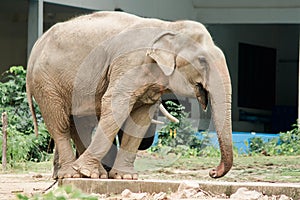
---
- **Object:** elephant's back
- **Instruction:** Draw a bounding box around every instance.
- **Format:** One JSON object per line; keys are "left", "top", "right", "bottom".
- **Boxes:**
{"left": 26, "top": 11, "right": 168, "bottom": 96}
{"left": 46, "top": 11, "right": 168, "bottom": 51}
{"left": 27, "top": 12, "right": 134, "bottom": 84}
{"left": 28, "top": 11, "right": 164, "bottom": 71}
{"left": 51, "top": 11, "right": 142, "bottom": 46}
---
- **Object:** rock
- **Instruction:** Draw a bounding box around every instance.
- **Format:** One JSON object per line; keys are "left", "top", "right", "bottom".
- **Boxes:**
{"left": 153, "top": 192, "right": 168, "bottom": 200}
{"left": 121, "top": 189, "right": 132, "bottom": 198}
{"left": 230, "top": 187, "right": 263, "bottom": 200}
{"left": 278, "top": 194, "right": 291, "bottom": 200}
{"left": 192, "top": 191, "right": 206, "bottom": 198}
{"left": 131, "top": 192, "right": 148, "bottom": 200}
{"left": 121, "top": 189, "right": 148, "bottom": 200}
{"left": 170, "top": 181, "right": 200, "bottom": 199}
{"left": 258, "top": 195, "right": 269, "bottom": 200}
{"left": 181, "top": 188, "right": 198, "bottom": 198}
{"left": 177, "top": 181, "right": 200, "bottom": 192}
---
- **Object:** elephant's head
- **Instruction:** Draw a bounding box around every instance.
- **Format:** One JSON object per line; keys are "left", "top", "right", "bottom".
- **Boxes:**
{"left": 147, "top": 21, "right": 233, "bottom": 178}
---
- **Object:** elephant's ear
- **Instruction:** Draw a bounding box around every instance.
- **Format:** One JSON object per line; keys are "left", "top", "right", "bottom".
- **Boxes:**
{"left": 147, "top": 32, "right": 177, "bottom": 76}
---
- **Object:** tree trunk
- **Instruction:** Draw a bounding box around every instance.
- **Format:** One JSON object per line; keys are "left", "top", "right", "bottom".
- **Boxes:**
{"left": 2, "top": 112, "right": 8, "bottom": 170}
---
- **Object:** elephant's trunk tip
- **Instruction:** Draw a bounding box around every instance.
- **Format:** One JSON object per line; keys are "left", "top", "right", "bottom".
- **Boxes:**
{"left": 209, "top": 161, "right": 232, "bottom": 178}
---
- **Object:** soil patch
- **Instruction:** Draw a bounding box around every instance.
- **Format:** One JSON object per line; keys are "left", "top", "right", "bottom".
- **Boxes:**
{"left": 0, "top": 154, "right": 299, "bottom": 199}
{"left": 0, "top": 173, "right": 55, "bottom": 200}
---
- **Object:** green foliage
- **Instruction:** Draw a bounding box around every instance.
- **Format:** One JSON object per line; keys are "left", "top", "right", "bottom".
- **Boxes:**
{"left": 158, "top": 101, "right": 197, "bottom": 147}
{"left": 249, "top": 123, "right": 300, "bottom": 156}
{"left": 156, "top": 101, "right": 219, "bottom": 157}
{"left": 249, "top": 137, "right": 265, "bottom": 154}
{"left": 17, "top": 185, "right": 100, "bottom": 200}
{"left": 0, "top": 66, "right": 51, "bottom": 165}
{"left": 199, "top": 145, "right": 221, "bottom": 157}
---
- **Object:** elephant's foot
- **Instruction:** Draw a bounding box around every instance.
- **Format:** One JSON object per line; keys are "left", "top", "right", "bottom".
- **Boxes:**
{"left": 109, "top": 149, "right": 138, "bottom": 180}
{"left": 109, "top": 168, "right": 138, "bottom": 180}
{"left": 52, "top": 167, "right": 59, "bottom": 180}
{"left": 72, "top": 150, "right": 107, "bottom": 179}
{"left": 54, "top": 163, "right": 82, "bottom": 179}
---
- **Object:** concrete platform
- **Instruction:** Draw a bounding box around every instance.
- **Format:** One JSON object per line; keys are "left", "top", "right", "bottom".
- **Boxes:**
{"left": 59, "top": 178, "right": 300, "bottom": 198}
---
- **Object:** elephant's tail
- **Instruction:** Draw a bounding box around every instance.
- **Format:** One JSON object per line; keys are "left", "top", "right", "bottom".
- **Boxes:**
{"left": 26, "top": 82, "right": 39, "bottom": 137}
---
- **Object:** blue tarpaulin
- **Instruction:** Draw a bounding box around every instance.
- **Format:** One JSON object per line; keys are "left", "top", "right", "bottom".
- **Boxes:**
{"left": 153, "top": 131, "right": 280, "bottom": 154}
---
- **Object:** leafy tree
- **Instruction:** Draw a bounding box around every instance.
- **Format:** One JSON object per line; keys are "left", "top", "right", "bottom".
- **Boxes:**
{"left": 0, "top": 66, "right": 51, "bottom": 165}
{"left": 157, "top": 101, "right": 215, "bottom": 157}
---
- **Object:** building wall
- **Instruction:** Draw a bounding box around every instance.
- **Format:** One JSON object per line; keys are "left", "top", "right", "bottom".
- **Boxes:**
{"left": 0, "top": 1, "right": 299, "bottom": 133}
{"left": 0, "top": 11, "right": 28, "bottom": 73}
{"left": 205, "top": 24, "right": 299, "bottom": 132}
{"left": 0, "top": 1, "right": 93, "bottom": 74}
{"left": 276, "top": 25, "right": 299, "bottom": 106}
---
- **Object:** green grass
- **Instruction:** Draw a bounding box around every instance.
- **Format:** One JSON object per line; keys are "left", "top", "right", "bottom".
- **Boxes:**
{"left": 136, "top": 153, "right": 300, "bottom": 183}
{"left": 1, "top": 154, "right": 299, "bottom": 183}
{"left": 0, "top": 160, "right": 52, "bottom": 174}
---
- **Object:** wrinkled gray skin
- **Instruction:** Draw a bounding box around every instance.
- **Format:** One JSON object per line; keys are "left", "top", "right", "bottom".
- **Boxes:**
{"left": 26, "top": 11, "right": 233, "bottom": 180}
{"left": 52, "top": 115, "right": 157, "bottom": 179}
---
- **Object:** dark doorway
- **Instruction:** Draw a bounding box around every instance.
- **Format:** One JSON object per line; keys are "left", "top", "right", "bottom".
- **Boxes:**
{"left": 238, "top": 43, "right": 277, "bottom": 110}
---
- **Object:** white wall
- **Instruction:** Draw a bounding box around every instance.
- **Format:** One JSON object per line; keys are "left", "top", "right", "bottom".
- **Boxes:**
{"left": 44, "top": 0, "right": 196, "bottom": 21}
{"left": 44, "top": 0, "right": 300, "bottom": 24}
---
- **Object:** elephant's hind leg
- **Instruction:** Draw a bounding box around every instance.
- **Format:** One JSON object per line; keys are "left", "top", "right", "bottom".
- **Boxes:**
{"left": 70, "top": 116, "right": 95, "bottom": 156}
{"left": 38, "top": 100, "right": 80, "bottom": 179}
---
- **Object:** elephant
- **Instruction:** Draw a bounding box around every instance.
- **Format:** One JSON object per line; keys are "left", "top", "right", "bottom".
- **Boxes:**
{"left": 52, "top": 104, "right": 176, "bottom": 179}
{"left": 26, "top": 11, "right": 233, "bottom": 180}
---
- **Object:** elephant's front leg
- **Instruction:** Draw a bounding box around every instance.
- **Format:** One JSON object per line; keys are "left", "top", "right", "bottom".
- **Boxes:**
{"left": 70, "top": 115, "right": 118, "bottom": 173}
{"left": 72, "top": 91, "right": 134, "bottom": 178}
{"left": 109, "top": 103, "right": 157, "bottom": 179}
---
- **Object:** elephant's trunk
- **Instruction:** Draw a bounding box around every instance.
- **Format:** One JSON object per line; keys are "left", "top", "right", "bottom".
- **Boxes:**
{"left": 206, "top": 58, "right": 233, "bottom": 178}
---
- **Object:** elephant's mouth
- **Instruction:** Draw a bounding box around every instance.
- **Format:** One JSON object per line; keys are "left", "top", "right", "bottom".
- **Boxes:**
{"left": 196, "top": 82, "right": 208, "bottom": 111}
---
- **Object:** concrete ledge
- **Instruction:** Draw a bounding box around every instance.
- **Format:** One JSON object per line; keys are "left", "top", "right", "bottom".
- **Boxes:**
{"left": 59, "top": 179, "right": 300, "bottom": 198}
{"left": 59, "top": 179, "right": 180, "bottom": 194}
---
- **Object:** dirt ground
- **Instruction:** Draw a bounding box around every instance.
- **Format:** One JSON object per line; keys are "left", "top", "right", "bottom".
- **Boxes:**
{"left": 0, "top": 173, "right": 54, "bottom": 200}
{"left": 0, "top": 153, "right": 299, "bottom": 199}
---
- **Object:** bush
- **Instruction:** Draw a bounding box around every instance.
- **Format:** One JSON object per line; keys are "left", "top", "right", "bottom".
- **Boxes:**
{"left": 158, "top": 101, "right": 196, "bottom": 147}
{"left": 17, "top": 185, "right": 100, "bottom": 200}
{"left": 249, "top": 123, "right": 300, "bottom": 156}
{"left": 156, "top": 101, "right": 218, "bottom": 157}
{"left": 0, "top": 66, "right": 51, "bottom": 165}
{"left": 249, "top": 137, "right": 265, "bottom": 154}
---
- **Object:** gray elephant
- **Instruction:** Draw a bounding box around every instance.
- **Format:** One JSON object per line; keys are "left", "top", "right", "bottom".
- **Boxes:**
{"left": 52, "top": 104, "right": 175, "bottom": 179}
{"left": 26, "top": 11, "right": 233, "bottom": 180}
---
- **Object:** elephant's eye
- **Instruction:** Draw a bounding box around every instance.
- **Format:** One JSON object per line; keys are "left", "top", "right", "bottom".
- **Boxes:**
{"left": 199, "top": 56, "right": 207, "bottom": 65}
